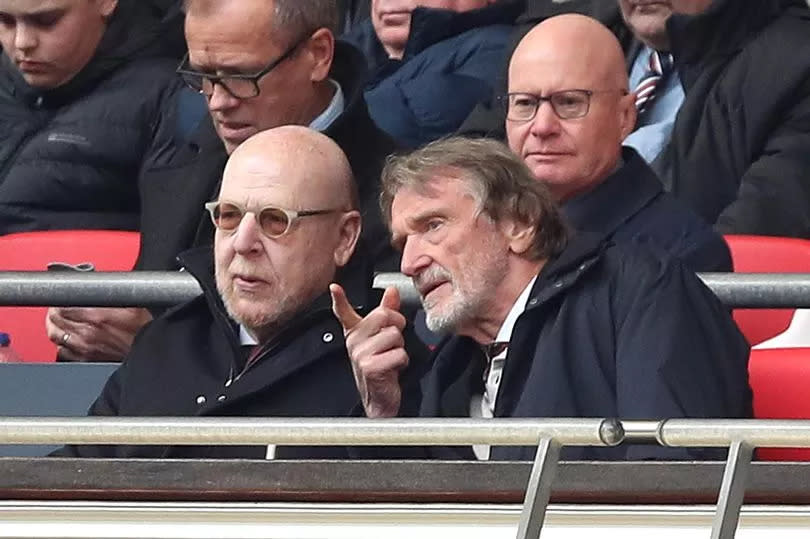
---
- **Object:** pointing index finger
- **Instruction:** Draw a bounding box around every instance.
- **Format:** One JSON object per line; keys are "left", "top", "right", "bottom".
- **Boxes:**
{"left": 330, "top": 283, "right": 362, "bottom": 332}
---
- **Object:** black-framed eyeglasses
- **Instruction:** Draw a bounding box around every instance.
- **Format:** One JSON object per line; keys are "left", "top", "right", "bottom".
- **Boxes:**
{"left": 501, "top": 89, "right": 627, "bottom": 122}
{"left": 177, "top": 34, "right": 310, "bottom": 99}
{"left": 204, "top": 201, "right": 340, "bottom": 239}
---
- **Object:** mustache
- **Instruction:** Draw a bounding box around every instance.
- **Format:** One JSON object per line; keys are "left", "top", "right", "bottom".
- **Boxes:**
{"left": 413, "top": 264, "right": 451, "bottom": 295}
{"left": 225, "top": 259, "right": 271, "bottom": 280}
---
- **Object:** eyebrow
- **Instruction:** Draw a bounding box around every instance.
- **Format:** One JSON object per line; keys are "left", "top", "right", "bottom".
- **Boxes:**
{"left": 0, "top": 7, "right": 65, "bottom": 19}
{"left": 19, "top": 7, "right": 66, "bottom": 20}
{"left": 389, "top": 209, "right": 445, "bottom": 250}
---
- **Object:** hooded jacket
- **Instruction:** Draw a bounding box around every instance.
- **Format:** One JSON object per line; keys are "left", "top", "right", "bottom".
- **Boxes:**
{"left": 0, "top": 0, "right": 186, "bottom": 234}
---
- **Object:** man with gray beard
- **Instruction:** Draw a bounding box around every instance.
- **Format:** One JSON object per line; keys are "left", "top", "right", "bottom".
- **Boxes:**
{"left": 331, "top": 136, "right": 751, "bottom": 461}
{"left": 53, "top": 126, "right": 429, "bottom": 459}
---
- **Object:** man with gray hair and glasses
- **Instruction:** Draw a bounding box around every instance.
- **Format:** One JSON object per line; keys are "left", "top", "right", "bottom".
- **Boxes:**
{"left": 332, "top": 136, "right": 751, "bottom": 461}
{"left": 48, "top": 0, "right": 398, "bottom": 362}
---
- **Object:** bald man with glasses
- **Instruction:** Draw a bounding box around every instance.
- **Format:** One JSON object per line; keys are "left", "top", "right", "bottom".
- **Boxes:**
{"left": 504, "top": 14, "right": 730, "bottom": 274}
{"left": 53, "top": 127, "right": 427, "bottom": 460}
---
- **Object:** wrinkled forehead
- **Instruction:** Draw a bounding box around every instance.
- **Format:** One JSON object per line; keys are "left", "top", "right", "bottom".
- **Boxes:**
{"left": 391, "top": 174, "right": 475, "bottom": 217}
{"left": 509, "top": 42, "right": 602, "bottom": 93}
{"left": 220, "top": 151, "right": 343, "bottom": 210}
{"left": 220, "top": 158, "right": 302, "bottom": 208}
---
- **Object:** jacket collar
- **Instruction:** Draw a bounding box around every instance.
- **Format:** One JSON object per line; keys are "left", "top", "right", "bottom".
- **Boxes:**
{"left": 177, "top": 246, "right": 350, "bottom": 411}
{"left": 526, "top": 232, "right": 608, "bottom": 309}
{"left": 667, "top": 0, "right": 784, "bottom": 66}
{"left": 428, "top": 232, "right": 608, "bottom": 417}
{"left": 562, "top": 147, "right": 662, "bottom": 244}
{"left": 356, "top": 0, "right": 523, "bottom": 71}
{"left": 322, "top": 41, "right": 371, "bottom": 141}
{"left": 403, "top": 0, "right": 524, "bottom": 60}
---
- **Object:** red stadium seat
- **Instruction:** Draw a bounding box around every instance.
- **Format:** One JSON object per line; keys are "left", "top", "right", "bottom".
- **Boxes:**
{"left": 724, "top": 235, "right": 810, "bottom": 345}
{"left": 749, "top": 347, "right": 810, "bottom": 461}
{"left": 0, "top": 230, "right": 140, "bottom": 362}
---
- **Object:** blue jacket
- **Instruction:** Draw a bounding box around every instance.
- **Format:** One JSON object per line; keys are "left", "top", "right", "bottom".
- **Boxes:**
{"left": 563, "top": 147, "right": 732, "bottom": 273}
{"left": 343, "top": 1, "right": 523, "bottom": 147}
{"left": 418, "top": 233, "right": 751, "bottom": 461}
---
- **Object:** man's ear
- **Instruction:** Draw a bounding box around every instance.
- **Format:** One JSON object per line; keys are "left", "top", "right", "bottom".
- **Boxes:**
{"left": 97, "top": 0, "right": 119, "bottom": 18}
{"left": 333, "top": 210, "right": 362, "bottom": 267}
{"left": 618, "top": 91, "right": 638, "bottom": 140}
{"left": 500, "top": 218, "right": 535, "bottom": 256}
{"left": 305, "top": 28, "right": 335, "bottom": 83}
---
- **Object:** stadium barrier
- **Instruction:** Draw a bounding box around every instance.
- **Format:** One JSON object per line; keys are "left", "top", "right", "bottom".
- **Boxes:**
{"left": 3, "top": 417, "right": 810, "bottom": 538}
{"left": 2, "top": 271, "right": 810, "bottom": 308}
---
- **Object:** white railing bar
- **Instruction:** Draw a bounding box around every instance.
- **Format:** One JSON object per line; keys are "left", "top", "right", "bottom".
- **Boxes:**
{"left": 652, "top": 419, "right": 810, "bottom": 448}
{"left": 0, "top": 417, "right": 622, "bottom": 447}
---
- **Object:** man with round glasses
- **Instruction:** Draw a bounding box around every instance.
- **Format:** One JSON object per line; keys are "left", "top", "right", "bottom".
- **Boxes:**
{"left": 504, "top": 14, "right": 730, "bottom": 273}
{"left": 53, "top": 127, "right": 426, "bottom": 459}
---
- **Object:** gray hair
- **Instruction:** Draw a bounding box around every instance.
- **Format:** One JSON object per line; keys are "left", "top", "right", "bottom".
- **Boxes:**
{"left": 380, "top": 136, "right": 569, "bottom": 261}
{"left": 184, "top": 0, "right": 338, "bottom": 40}
{"left": 271, "top": 0, "right": 339, "bottom": 40}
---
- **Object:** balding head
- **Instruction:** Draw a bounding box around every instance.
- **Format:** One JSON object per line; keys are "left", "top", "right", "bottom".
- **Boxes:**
{"left": 213, "top": 126, "right": 362, "bottom": 343}
{"left": 505, "top": 14, "right": 636, "bottom": 202}
{"left": 223, "top": 126, "right": 357, "bottom": 211}
{"left": 511, "top": 14, "right": 628, "bottom": 93}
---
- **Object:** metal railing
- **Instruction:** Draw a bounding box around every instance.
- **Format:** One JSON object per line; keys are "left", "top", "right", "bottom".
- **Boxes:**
{"left": 4, "top": 271, "right": 810, "bottom": 308}
{"left": 3, "top": 417, "right": 810, "bottom": 538}
{"left": 374, "top": 272, "right": 810, "bottom": 309}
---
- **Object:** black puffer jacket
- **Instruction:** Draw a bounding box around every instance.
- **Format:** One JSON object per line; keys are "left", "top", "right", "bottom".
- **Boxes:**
{"left": 652, "top": 0, "right": 810, "bottom": 237}
{"left": 0, "top": 0, "right": 186, "bottom": 234}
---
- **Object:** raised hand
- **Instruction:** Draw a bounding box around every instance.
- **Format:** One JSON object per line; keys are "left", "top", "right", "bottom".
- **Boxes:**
{"left": 330, "top": 284, "right": 409, "bottom": 418}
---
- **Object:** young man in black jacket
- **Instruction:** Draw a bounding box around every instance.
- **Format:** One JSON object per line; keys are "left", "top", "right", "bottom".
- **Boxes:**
{"left": 0, "top": 0, "right": 185, "bottom": 233}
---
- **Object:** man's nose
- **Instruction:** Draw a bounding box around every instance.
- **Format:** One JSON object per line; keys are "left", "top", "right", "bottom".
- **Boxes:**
{"left": 529, "top": 101, "right": 562, "bottom": 137}
{"left": 231, "top": 213, "right": 263, "bottom": 254}
{"left": 399, "top": 237, "right": 431, "bottom": 277}
{"left": 14, "top": 24, "right": 38, "bottom": 52}
{"left": 207, "top": 81, "right": 240, "bottom": 112}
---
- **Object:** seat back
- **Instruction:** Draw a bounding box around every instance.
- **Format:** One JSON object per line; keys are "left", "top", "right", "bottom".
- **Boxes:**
{"left": 749, "top": 347, "right": 810, "bottom": 461}
{"left": 724, "top": 235, "right": 810, "bottom": 345}
{"left": 0, "top": 230, "right": 140, "bottom": 362}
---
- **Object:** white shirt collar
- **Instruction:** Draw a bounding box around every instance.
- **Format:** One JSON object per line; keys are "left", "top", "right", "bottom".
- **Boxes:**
{"left": 495, "top": 276, "right": 538, "bottom": 343}
{"left": 239, "top": 325, "right": 258, "bottom": 346}
{"left": 308, "top": 79, "right": 345, "bottom": 132}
